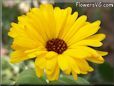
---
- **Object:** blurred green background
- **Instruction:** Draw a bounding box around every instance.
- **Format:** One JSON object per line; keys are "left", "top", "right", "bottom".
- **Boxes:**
{"left": 1, "top": 0, "right": 114, "bottom": 85}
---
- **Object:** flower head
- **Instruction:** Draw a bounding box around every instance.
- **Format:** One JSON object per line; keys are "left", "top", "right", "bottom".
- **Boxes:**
{"left": 8, "top": 4, "right": 108, "bottom": 81}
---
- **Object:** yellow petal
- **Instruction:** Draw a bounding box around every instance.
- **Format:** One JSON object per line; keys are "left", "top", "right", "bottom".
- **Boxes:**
{"left": 77, "top": 47, "right": 105, "bottom": 64}
{"left": 89, "top": 66, "right": 94, "bottom": 72}
{"left": 35, "top": 56, "right": 46, "bottom": 69}
{"left": 67, "top": 56, "right": 80, "bottom": 74}
{"left": 54, "top": 7, "right": 69, "bottom": 38}
{"left": 72, "top": 70, "right": 78, "bottom": 80}
{"left": 9, "top": 23, "right": 42, "bottom": 50}
{"left": 11, "top": 44, "right": 28, "bottom": 50}
{"left": 58, "top": 55, "right": 69, "bottom": 71}
{"left": 24, "top": 47, "right": 47, "bottom": 58}
{"left": 45, "top": 51, "right": 58, "bottom": 59}
{"left": 69, "top": 20, "right": 101, "bottom": 45}
{"left": 72, "top": 40, "right": 103, "bottom": 47}
{"left": 10, "top": 50, "right": 31, "bottom": 63}
{"left": 75, "top": 58, "right": 91, "bottom": 73}
{"left": 73, "top": 46, "right": 105, "bottom": 64}
{"left": 18, "top": 15, "right": 45, "bottom": 44}
{"left": 59, "top": 11, "right": 78, "bottom": 39}
{"left": 8, "top": 23, "right": 25, "bottom": 38}
{"left": 96, "top": 50, "right": 108, "bottom": 56}
{"left": 63, "top": 68, "right": 71, "bottom": 75}
{"left": 65, "top": 7, "right": 72, "bottom": 14}
{"left": 63, "top": 48, "right": 90, "bottom": 59}
{"left": 69, "top": 46, "right": 103, "bottom": 60}
{"left": 30, "top": 8, "right": 49, "bottom": 41}
{"left": 63, "top": 15, "right": 87, "bottom": 42}
{"left": 12, "top": 36, "right": 38, "bottom": 49}
{"left": 35, "top": 63, "right": 43, "bottom": 78}
{"left": 39, "top": 4, "right": 56, "bottom": 39}
{"left": 87, "top": 56, "right": 104, "bottom": 64}
{"left": 46, "top": 65, "right": 60, "bottom": 81}
{"left": 85, "top": 33, "right": 106, "bottom": 41}
{"left": 46, "top": 57, "right": 57, "bottom": 70}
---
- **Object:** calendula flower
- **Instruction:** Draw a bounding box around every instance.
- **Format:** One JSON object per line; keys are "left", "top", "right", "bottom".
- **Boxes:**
{"left": 8, "top": 4, "right": 108, "bottom": 81}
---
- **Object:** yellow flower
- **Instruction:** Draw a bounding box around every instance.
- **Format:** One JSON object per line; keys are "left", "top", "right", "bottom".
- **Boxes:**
{"left": 8, "top": 4, "right": 108, "bottom": 81}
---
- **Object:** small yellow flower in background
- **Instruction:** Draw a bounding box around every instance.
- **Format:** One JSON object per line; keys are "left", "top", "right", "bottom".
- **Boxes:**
{"left": 8, "top": 4, "right": 108, "bottom": 81}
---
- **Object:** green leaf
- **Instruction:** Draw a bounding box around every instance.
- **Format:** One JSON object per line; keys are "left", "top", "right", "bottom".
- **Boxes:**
{"left": 15, "top": 68, "right": 89, "bottom": 85}
{"left": 49, "top": 79, "right": 67, "bottom": 85}
{"left": 98, "top": 62, "right": 114, "bottom": 82}
{"left": 16, "top": 68, "right": 47, "bottom": 85}
{"left": 49, "top": 75, "right": 90, "bottom": 85}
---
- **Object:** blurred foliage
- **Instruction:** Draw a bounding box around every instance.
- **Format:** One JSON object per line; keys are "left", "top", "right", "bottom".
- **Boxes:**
{"left": 2, "top": 56, "right": 17, "bottom": 85}
{"left": 16, "top": 68, "right": 47, "bottom": 85}
{"left": 2, "top": 56, "right": 35, "bottom": 85}
{"left": 1, "top": 0, "right": 114, "bottom": 85}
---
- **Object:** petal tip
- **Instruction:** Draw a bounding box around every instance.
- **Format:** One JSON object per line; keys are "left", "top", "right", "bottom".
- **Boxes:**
{"left": 96, "top": 20, "right": 101, "bottom": 25}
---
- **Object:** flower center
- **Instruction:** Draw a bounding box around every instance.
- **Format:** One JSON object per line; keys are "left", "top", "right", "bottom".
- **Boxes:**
{"left": 46, "top": 38, "right": 68, "bottom": 54}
